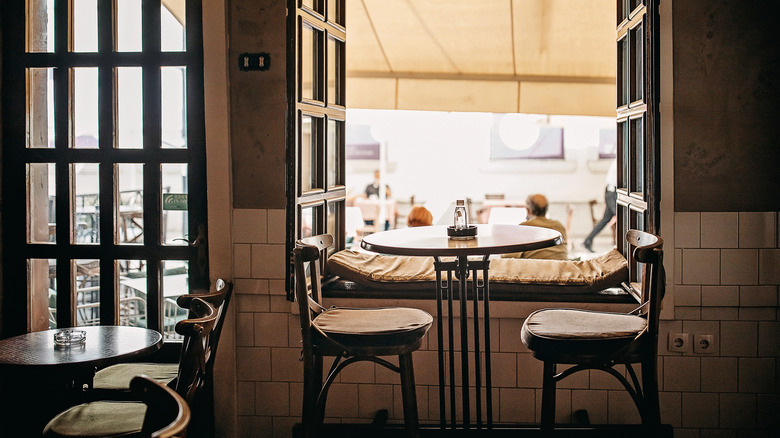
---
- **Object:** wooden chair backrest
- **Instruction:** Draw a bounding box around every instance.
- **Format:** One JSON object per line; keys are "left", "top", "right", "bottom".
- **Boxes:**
{"left": 293, "top": 234, "right": 334, "bottom": 351}
{"left": 132, "top": 375, "right": 191, "bottom": 438}
{"left": 171, "top": 297, "right": 217, "bottom": 404}
{"left": 176, "top": 279, "right": 233, "bottom": 375}
{"left": 625, "top": 229, "right": 665, "bottom": 348}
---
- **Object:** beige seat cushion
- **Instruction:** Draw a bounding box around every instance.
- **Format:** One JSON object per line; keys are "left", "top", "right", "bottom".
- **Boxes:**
{"left": 43, "top": 401, "right": 147, "bottom": 437}
{"left": 521, "top": 308, "right": 647, "bottom": 358}
{"left": 313, "top": 307, "right": 433, "bottom": 351}
{"left": 327, "top": 248, "right": 628, "bottom": 293}
{"left": 93, "top": 362, "right": 179, "bottom": 390}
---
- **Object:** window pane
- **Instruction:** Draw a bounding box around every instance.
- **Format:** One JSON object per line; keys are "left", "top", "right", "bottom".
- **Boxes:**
{"left": 27, "top": 68, "right": 55, "bottom": 148}
{"left": 161, "top": 66, "right": 187, "bottom": 148}
{"left": 162, "top": 260, "right": 188, "bottom": 339}
{"left": 27, "top": 0, "right": 54, "bottom": 52}
{"left": 630, "top": 117, "right": 644, "bottom": 194}
{"left": 27, "top": 163, "right": 56, "bottom": 244}
{"left": 617, "top": 35, "right": 628, "bottom": 107}
{"left": 302, "top": 0, "right": 323, "bottom": 14}
{"left": 117, "top": 259, "right": 147, "bottom": 327}
{"left": 161, "top": 1, "right": 185, "bottom": 52}
{"left": 74, "top": 259, "right": 100, "bottom": 326}
{"left": 631, "top": 23, "right": 644, "bottom": 103}
{"left": 300, "top": 204, "right": 322, "bottom": 238}
{"left": 301, "top": 24, "right": 321, "bottom": 101}
{"left": 116, "top": 0, "right": 142, "bottom": 52}
{"left": 72, "top": 68, "right": 99, "bottom": 148}
{"left": 72, "top": 0, "right": 98, "bottom": 52}
{"left": 73, "top": 163, "right": 100, "bottom": 243}
{"left": 29, "top": 258, "right": 57, "bottom": 330}
{"left": 326, "top": 119, "right": 342, "bottom": 188}
{"left": 327, "top": 37, "right": 343, "bottom": 106}
{"left": 161, "top": 163, "right": 189, "bottom": 245}
{"left": 117, "top": 164, "right": 144, "bottom": 244}
{"left": 117, "top": 67, "right": 143, "bottom": 149}
{"left": 301, "top": 115, "right": 314, "bottom": 192}
{"left": 618, "top": 119, "right": 628, "bottom": 189}
{"left": 326, "top": 201, "right": 340, "bottom": 249}
{"left": 327, "top": 0, "right": 343, "bottom": 25}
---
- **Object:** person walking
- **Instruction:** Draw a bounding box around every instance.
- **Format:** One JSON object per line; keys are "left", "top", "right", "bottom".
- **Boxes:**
{"left": 583, "top": 160, "right": 617, "bottom": 252}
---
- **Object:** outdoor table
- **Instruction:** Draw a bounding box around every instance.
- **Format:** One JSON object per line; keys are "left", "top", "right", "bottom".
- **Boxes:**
{"left": 361, "top": 224, "right": 562, "bottom": 430}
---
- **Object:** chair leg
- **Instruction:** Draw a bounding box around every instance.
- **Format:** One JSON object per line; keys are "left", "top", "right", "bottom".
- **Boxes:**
{"left": 301, "top": 353, "right": 318, "bottom": 438}
{"left": 541, "top": 361, "right": 557, "bottom": 434}
{"left": 641, "top": 357, "right": 661, "bottom": 432}
{"left": 398, "top": 353, "right": 420, "bottom": 438}
{"left": 301, "top": 354, "right": 325, "bottom": 438}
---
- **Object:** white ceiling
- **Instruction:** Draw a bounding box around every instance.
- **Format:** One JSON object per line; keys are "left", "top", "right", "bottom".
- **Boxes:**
{"left": 346, "top": 0, "right": 616, "bottom": 116}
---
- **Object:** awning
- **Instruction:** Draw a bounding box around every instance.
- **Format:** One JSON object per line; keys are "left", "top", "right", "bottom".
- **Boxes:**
{"left": 346, "top": 0, "right": 616, "bottom": 117}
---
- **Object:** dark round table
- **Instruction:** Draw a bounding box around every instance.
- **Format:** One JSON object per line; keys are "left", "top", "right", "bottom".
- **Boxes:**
{"left": 362, "top": 224, "right": 562, "bottom": 429}
{"left": 0, "top": 325, "right": 163, "bottom": 371}
{"left": 0, "top": 326, "right": 163, "bottom": 436}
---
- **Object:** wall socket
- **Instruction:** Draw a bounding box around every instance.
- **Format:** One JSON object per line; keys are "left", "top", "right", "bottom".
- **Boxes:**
{"left": 694, "top": 333, "right": 716, "bottom": 354}
{"left": 668, "top": 332, "right": 690, "bottom": 353}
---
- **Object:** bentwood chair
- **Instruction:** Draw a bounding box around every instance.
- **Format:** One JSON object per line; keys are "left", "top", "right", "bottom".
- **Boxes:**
{"left": 294, "top": 234, "right": 433, "bottom": 438}
{"left": 43, "top": 298, "right": 217, "bottom": 438}
{"left": 521, "top": 229, "right": 664, "bottom": 435}
{"left": 44, "top": 375, "right": 191, "bottom": 438}
{"left": 92, "top": 279, "right": 233, "bottom": 391}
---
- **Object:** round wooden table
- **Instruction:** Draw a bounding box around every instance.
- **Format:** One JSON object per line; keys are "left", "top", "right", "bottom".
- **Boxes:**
{"left": 362, "top": 224, "right": 561, "bottom": 430}
{"left": 0, "top": 325, "right": 163, "bottom": 371}
{"left": 0, "top": 326, "right": 163, "bottom": 436}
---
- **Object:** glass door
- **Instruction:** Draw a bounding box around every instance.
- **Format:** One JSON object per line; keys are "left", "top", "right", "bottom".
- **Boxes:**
{"left": 615, "top": 0, "right": 660, "bottom": 280}
{"left": 286, "top": 0, "right": 347, "bottom": 299}
{"left": 2, "top": 0, "right": 208, "bottom": 339}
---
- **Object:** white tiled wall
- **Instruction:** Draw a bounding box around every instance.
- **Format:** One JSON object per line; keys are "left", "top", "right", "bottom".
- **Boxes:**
{"left": 668, "top": 211, "right": 779, "bottom": 437}
{"left": 232, "top": 209, "right": 780, "bottom": 438}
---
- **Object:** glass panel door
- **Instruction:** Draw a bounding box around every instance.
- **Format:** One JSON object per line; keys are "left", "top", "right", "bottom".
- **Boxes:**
{"left": 3, "top": 0, "right": 207, "bottom": 338}
{"left": 287, "top": 0, "right": 347, "bottom": 299}
{"left": 615, "top": 0, "right": 659, "bottom": 274}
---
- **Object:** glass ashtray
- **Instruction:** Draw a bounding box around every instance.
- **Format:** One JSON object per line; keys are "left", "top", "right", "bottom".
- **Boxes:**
{"left": 54, "top": 329, "right": 87, "bottom": 347}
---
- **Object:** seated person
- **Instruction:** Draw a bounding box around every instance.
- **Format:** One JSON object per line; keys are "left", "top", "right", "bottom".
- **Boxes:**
{"left": 406, "top": 205, "right": 433, "bottom": 227}
{"left": 502, "top": 193, "right": 568, "bottom": 260}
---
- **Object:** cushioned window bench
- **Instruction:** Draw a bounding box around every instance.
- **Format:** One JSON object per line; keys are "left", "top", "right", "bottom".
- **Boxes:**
{"left": 323, "top": 248, "right": 634, "bottom": 304}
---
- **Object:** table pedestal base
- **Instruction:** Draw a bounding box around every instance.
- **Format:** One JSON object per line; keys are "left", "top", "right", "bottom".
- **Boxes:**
{"left": 434, "top": 255, "right": 492, "bottom": 430}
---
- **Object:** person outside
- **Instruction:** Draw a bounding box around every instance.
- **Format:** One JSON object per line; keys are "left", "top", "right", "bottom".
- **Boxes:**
{"left": 501, "top": 194, "right": 568, "bottom": 260}
{"left": 583, "top": 160, "right": 617, "bottom": 252}
{"left": 364, "top": 169, "right": 391, "bottom": 198}
{"left": 406, "top": 205, "right": 433, "bottom": 227}
{"left": 362, "top": 169, "right": 393, "bottom": 230}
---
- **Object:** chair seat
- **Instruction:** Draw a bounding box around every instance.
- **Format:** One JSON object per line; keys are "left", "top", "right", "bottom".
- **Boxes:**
{"left": 43, "top": 401, "right": 147, "bottom": 437}
{"left": 93, "top": 362, "right": 179, "bottom": 390}
{"left": 313, "top": 307, "right": 432, "bottom": 353}
{"left": 521, "top": 308, "right": 647, "bottom": 360}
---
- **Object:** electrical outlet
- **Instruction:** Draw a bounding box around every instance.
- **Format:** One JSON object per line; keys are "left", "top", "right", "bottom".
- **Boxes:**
{"left": 694, "top": 333, "right": 716, "bottom": 354}
{"left": 668, "top": 332, "right": 690, "bottom": 353}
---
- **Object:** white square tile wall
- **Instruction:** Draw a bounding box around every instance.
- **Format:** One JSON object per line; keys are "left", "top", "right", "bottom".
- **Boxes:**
{"left": 232, "top": 209, "right": 779, "bottom": 436}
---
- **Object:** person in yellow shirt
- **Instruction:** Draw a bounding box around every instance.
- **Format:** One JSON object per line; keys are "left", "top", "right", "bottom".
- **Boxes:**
{"left": 501, "top": 193, "right": 568, "bottom": 260}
